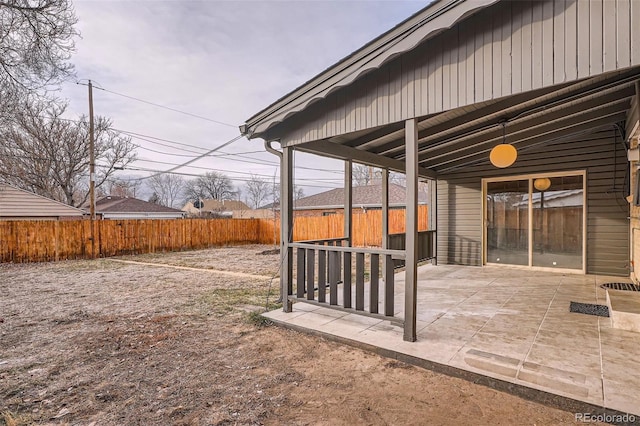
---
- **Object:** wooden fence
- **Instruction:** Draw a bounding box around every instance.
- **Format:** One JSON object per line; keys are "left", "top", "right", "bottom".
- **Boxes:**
{"left": 0, "top": 206, "right": 428, "bottom": 263}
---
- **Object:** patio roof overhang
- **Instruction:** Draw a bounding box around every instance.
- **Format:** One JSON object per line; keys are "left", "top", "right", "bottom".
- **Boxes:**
{"left": 283, "top": 67, "right": 639, "bottom": 177}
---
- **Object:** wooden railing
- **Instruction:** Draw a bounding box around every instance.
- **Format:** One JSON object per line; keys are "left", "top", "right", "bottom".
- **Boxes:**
{"left": 387, "top": 230, "right": 437, "bottom": 267}
{"left": 289, "top": 239, "right": 405, "bottom": 323}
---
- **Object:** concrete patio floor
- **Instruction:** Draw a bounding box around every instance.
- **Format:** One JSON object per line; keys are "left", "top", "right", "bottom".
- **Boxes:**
{"left": 263, "top": 264, "right": 640, "bottom": 417}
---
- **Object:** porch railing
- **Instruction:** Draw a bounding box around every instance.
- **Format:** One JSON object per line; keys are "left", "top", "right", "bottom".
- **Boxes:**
{"left": 289, "top": 239, "right": 405, "bottom": 323}
{"left": 387, "top": 230, "right": 437, "bottom": 268}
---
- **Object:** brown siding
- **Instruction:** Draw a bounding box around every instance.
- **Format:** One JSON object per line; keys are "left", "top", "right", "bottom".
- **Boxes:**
{"left": 276, "top": 0, "right": 638, "bottom": 146}
{"left": 437, "top": 128, "right": 629, "bottom": 276}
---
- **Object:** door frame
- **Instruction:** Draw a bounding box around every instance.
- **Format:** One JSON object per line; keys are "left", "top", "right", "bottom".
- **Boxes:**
{"left": 482, "top": 170, "right": 587, "bottom": 274}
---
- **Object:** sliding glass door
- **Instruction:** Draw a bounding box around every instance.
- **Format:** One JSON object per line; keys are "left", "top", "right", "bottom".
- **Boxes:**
{"left": 486, "top": 180, "right": 529, "bottom": 266}
{"left": 484, "top": 172, "right": 585, "bottom": 271}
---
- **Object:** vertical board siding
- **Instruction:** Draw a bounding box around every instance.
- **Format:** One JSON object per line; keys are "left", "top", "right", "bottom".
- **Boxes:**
{"left": 564, "top": 0, "right": 578, "bottom": 81}
{"left": 280, "top": 0, "right": 638, "bottom": 146}
{"left": 437, "top": 129, "right": 629, "bottom": 276}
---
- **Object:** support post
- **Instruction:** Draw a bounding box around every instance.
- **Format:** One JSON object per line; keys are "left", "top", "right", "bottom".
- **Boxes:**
{"left": 404, "top": 118, "right": 419, "bottom": 342}
{"left": 281, "top": 146, "right": 294, "bottom": 312}
{"left": 381, "top": 168, "right": 389, "bottom": 277}
{"left": 429, "top": 178, "right": 437, "bottom": 265}
{"left": 344, "top": 160, "right": 352, "bottom": 246}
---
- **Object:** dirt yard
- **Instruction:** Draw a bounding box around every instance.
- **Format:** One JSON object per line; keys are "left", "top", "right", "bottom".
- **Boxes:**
{"left": 1, "top": 245, "right": 592, "bottom": 425}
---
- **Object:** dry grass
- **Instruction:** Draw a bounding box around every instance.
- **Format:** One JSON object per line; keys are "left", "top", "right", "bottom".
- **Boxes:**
{"left": 0, "top": 245, "right": 589, "bottom": 425}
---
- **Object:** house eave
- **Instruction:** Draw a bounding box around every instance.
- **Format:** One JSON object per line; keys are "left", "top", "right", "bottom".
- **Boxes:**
{"left": 242, "top": 0, "right": 499, "bottom": 140}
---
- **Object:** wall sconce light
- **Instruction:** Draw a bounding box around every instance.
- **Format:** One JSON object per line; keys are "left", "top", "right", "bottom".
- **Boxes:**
{"left": 490, "top": 120, "right": 517, "bottom": 168}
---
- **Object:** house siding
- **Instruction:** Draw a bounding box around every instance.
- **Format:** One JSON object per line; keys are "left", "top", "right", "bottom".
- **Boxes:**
{"left": 437, "top": 128, "right": 629, "bottom": 276}
{"left": 274, "top": 0, "right": 639, "bottom": 146}
{"left": 0, "top": 184, "right": 84, "bottom": 220}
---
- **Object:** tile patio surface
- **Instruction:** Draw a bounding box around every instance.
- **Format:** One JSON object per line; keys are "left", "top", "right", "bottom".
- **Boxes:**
{"left": 263, "top": 264, "right": 640, "bottom": 416}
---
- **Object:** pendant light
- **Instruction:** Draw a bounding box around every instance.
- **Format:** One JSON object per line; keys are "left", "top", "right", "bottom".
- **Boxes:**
{"left": 490, "top": 120, "right": 517, "bottom": 168}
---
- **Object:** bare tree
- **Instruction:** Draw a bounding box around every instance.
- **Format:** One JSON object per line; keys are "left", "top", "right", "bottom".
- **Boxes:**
{"left": 353, "top": 164, "right": 378, "bottom": 186}
{"left": 98, "top": 177, "right": 141, "bottom": 198}
{"left": 0, "top": 0, "right": 78, "bottom": 90}
{"left": 183, "top": 171, "right": 235, "bottom": 202}
{"left": 0, "top": 96, "right": 137, "bottom": 206}
{"left": 270, "top": 183, "right": 305, "bottom": 205}
{"left": 244, "top": 174, "right": 269, "bottom": 209}
{"left": 148, "top": 174, "right": 184, "bottom": 207}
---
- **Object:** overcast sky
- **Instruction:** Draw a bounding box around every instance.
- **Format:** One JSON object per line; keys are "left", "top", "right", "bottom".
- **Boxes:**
{"left": 60, "top": 0, "right": 426, "bottom": 202}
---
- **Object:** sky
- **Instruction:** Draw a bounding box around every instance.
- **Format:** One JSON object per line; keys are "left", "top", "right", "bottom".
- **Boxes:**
{"left": 60, "top": 0, "right": 426, "bottom": 204}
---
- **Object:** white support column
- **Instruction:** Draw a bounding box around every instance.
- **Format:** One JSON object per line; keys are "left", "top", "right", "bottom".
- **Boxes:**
{"left": 404, "top": 118, "right": 419, "bottom": 342}
{"left": 281, "top": 146, "right": 294, "bottom": 312}
{"left": 344, "top": 160, "right": 353, "bottom": 246}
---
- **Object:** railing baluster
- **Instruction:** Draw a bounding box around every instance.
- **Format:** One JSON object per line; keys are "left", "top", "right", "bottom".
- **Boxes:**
{"left": 318, "top": 249, "right": 326, "bottom": 303}
{"left": 296, "top": 248, "right": 305, "bottom": 298}
{"left": 355, "top": 252, "right": 364, "bottom": 311}
{"left": 329, "top": 250, "right": 338, "bottom": 305}
{"left": 336, "top": 240, "right": 342, "bottom": 281}
{"left": 343, "top": 251, "right": 352, "bottom": 308}
{"left": 306, "top": 248, "right": 315, "bottom": 301}
{"left": 384, "top": 254, "right": 394, "bottom": 317}
{"left": 370, "top": 253, "right": 379, "bottom": 314}
{"left": 326, "top": 241, "right": 333, "bottom": 283}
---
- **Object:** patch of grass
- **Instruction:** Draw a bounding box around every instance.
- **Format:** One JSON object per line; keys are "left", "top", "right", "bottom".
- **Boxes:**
{"left": 194, "top": 288, "right": 281, "bottom": 315}
{"left": 0, "top": 411, "right": 31, "bottom": 426}
{"left": 246, "top": 311, "right": 273, "bottom": 327}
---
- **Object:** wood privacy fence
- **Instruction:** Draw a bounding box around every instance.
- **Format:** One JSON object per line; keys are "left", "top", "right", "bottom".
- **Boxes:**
{"left": 0, "top": 206, "right": 428, "bottom": 263}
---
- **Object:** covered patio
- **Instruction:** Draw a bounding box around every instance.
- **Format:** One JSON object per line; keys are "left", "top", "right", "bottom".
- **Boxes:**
{"left": 242, "top": 0, "right": 640, "bottom": 419}
{"left": 264, "top": 264, "right": 640, "bottom": 417}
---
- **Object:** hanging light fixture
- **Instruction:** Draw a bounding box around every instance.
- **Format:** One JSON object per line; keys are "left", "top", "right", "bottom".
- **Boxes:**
{"left": 490, "top": 120, "right": 517, "bottom": 168}
{"left": 534, "top": 177, "right": 551, "bottom": 191}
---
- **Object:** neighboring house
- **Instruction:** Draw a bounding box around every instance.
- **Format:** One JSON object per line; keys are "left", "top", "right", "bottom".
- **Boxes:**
{"left": 181, "top": 199, "right": 249, "bottom": 218}
{"left": 292, "top": 183, "right": 427, "bottom": 216}
{"left": 0, "top": 184, "right": 84, "bottom": 220}
{"left": 263, "top": 183, "right": 428, "bottom": 216}
{"left": 92, "top": 196, "right": 185, "bottom": 220}
{"left": 232, "top": 208, "right": 273, "bottom": 219}
{"left": 243, "top": 0, "right": 640, "bottom": 341}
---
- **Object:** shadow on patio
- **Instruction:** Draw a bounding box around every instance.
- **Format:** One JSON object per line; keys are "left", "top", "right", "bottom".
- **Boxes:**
{"left": 264, "top": 264, "right": 640, "bottom": 417}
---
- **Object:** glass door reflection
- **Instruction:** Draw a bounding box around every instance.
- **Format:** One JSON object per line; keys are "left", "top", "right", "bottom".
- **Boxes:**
{"left": 486, "top": 180, "right": 529, "bottom": 266}
{"left": 532, "top": 175, "right": 583, "bottom": 270}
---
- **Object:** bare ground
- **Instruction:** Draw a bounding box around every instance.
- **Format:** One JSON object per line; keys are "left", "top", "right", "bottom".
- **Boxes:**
{"left": 1, "top": 245, "right": 592, "bottom": 425}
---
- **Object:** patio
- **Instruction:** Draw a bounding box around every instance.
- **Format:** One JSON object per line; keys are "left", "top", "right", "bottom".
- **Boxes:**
{"left": 263, "top": 264, "right": 640, "bottom": 417}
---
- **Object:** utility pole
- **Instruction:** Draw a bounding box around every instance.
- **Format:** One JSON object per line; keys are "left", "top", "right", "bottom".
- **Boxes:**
{"left": 88, "top": 80, "right": 96, "bottom": 258}
{"left": 88, "top": 80, "right": 96, "bottom": 220}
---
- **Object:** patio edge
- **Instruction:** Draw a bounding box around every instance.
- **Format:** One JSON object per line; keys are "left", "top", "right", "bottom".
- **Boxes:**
{"left": 264, "top": 314, "right": 636, "bottom": 425}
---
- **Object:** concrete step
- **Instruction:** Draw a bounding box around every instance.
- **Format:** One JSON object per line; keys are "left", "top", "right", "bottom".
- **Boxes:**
{"left": 606, "top": 289, "right": 640, "bottom": 333}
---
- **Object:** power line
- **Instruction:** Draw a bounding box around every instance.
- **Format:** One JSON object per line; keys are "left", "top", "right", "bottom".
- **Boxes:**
{"left": 77, "top": 82, "right": 238, "bottom": 128}
{"left": 133, "top": 134, "right": 245, "bottom": 181}
{"left": 98, "top": 163, "right": 341, "bottom": 190}
{"left": 14, "top": 112, "right": 346, "bottom": 176}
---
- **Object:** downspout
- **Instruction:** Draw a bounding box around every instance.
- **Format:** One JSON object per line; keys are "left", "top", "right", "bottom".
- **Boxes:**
{"left": 264, "top": 140, "right": 283, "bottom": 159}
{"left": 263, "top": 140, "right": 287, "bottom": 305}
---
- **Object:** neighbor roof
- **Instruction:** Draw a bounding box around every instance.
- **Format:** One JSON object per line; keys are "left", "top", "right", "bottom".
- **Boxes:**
{"left": 95, "top": 196, "right": 184, "bottom": 214}
{"left": 182, "top": 199, "right": 249, "bottom": 212}
{"left": 0, "top": 184, "right": 84, "bottom": 219}
{"left": 242, "top": 0, "right": 497, "bottom": 138}
{"left": 293, "top": 184, "right": 427, "bottom": 210}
